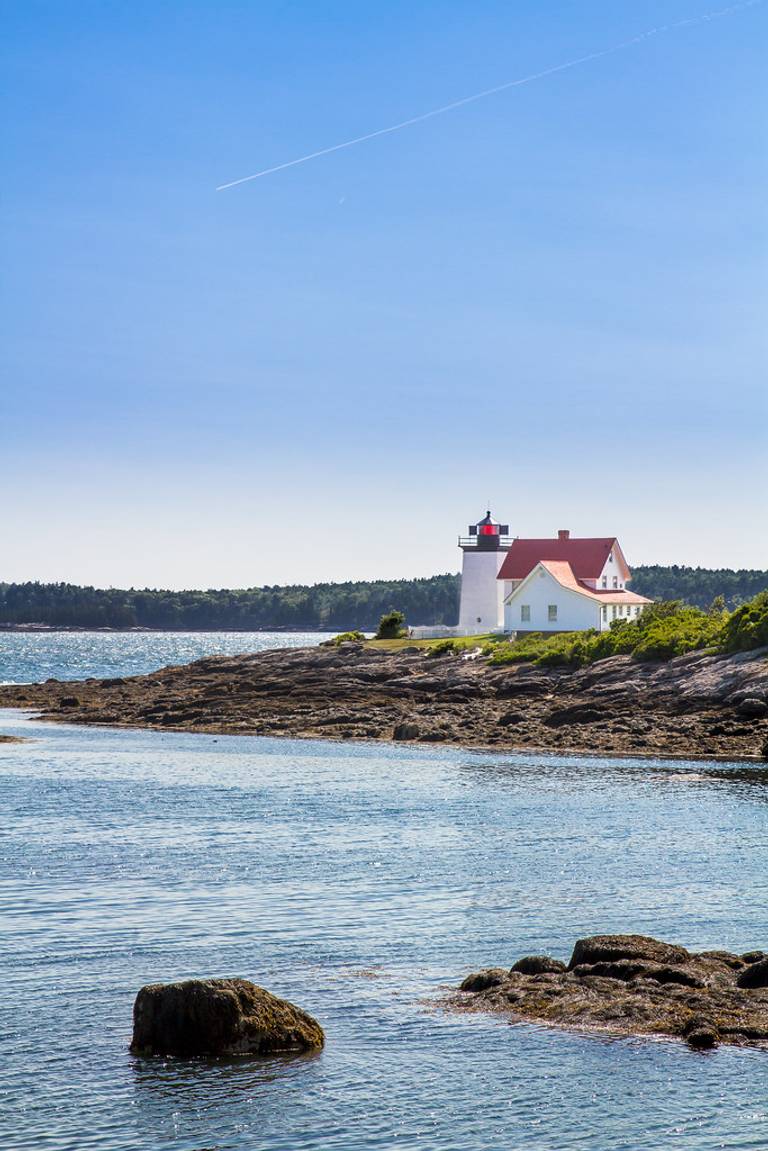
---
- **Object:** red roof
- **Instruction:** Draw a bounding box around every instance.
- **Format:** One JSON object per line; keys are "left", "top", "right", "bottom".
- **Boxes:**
{"left": 497, "top": 536, "right": 629, "bottom": 582}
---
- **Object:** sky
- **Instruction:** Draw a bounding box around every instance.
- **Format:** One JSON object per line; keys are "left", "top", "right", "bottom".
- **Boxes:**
{"left": 2, "top": 0, "right": 766, "bottom": 589}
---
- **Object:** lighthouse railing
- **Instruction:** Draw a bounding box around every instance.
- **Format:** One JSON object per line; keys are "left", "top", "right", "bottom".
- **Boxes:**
{"left": 457, "top": 535, "right": 514, "bottom": 548}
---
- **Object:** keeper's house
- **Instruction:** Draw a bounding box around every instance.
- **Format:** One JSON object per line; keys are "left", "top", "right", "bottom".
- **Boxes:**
{"left": 499, "top": 531, "right": 652, "bottom": 634}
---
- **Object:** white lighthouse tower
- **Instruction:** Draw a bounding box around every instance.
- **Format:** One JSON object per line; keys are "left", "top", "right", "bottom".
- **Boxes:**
{"left": 458, "top": 511, "right": 511, "bottom": 634}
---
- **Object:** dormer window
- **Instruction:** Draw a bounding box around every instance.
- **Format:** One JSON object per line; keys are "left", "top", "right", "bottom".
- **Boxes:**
{"left": 601, "top": 577, "right": 607, "bottom": 588}
{"left": 612, "top": 576, "right": 618, "bottom": 589}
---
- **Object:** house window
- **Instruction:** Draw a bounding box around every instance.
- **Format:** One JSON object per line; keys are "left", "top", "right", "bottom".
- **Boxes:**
{"left": 602, "top": 606, "right": 607, "bottom": 621}
{"left": 521, "top": 605, "right": 531, "bottom": 622}
{"left": 601, "top": 577, "right": 607, "bottom": 588}
{"left": 612, "top": 605, "right": 618, "bottom": 619}
{"left": 548, "top": 604, "right": 558, "bottom": 622}
{"left": 612, "top": 576, "right": 618, "bottom": 589}
{"left": 608, "top": 552, "right": 614, "bottom": 563}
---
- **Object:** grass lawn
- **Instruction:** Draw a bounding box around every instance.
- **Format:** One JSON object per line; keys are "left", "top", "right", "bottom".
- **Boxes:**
{"left": 366, "top": 633, "right": 501, "bottom": 652}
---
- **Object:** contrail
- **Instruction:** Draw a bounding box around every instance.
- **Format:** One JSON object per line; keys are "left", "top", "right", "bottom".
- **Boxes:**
{"left": 216, "top": 0, "right": 762, "bottom": 190}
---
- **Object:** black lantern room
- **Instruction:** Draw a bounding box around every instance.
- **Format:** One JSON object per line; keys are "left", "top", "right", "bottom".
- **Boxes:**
{"left": 459, "top": 510, "right": 511, "bottom": 551}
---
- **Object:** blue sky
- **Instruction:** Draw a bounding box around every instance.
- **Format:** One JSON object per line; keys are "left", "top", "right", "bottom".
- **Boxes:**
{"left": 2, "top": 1, "right": 766, "bottom": 588}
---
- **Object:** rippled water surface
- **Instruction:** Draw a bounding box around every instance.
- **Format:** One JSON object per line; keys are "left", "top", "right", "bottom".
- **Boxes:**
{"left": 2, "top": 705, "right": 767, "bottom": 1151}
{"left": 0, "top": 630, "right": 328, "bottom": 683}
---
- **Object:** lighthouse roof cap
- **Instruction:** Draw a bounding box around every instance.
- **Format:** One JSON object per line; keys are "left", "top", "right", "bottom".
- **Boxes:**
{"left": 476, "top": 510, "right": 499, "bottom": 527}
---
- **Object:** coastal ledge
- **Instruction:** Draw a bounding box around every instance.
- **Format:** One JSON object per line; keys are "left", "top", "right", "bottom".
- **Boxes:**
{"left": 453, "top": 934, "right": 768, "bottom": 1050}
{"left": 0, "top": 641, "right": 766, "bottom": 760}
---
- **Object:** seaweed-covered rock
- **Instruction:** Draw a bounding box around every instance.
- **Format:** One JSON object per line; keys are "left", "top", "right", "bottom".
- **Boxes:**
{"left": 737, "top": 958, "right": 768, "bottom": 989}
{"left": 511, "top": 955, "right": 566, "bottom": 976}
{"left": 393, "top": 721, "right": 421, "bottom": 740}
{"left": 568, "top": 934, "right": 689, "bottom": 970}
{"left": 683, "top": 1015, "right": 719, "bottom": 1050}
{"left": 459, "top": 969, "right": 506, "bottom": 992}
{"left": 455, "top": 935, "right": 768, "bottom": 1051}
{"left": 130, "top": 978, "right": 324, "bottom": 1057}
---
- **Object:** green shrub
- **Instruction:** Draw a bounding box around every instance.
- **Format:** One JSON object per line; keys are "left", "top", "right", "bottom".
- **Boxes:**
{"left": 375, "top": 610, "right": 406, "bottom": 639}
{"left": 487, "top": 593, "right": 768, "bottom": 669}
{"left": 327, "top": 630, "right": 367, "bottom": 646}
{"left": 425, "top": 639, "right": 458, "bottom": 658}
{"left": 719, "top": 590, "right": 768, "bottom": 653}
{"left": 632, "top": 611, "right": 722, "bottom": 661}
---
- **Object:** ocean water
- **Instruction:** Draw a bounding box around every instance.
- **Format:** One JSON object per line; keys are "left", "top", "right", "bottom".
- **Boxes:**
{"left": 2, "top": 712, "right": 768, "bottom": 1151}
{"left": 1, "top": 639, "right": 767, "bottom": 1150}
{"left": 0, "top": 630, "right": 330, "bottom": 684}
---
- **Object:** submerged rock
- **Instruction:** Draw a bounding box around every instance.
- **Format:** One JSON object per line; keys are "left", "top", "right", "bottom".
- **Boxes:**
{"left": 130, "top": 978, "right": 324, "bottom": 1057}
{"left": 455, "top": 934, "right": 768, "bottom": 1050}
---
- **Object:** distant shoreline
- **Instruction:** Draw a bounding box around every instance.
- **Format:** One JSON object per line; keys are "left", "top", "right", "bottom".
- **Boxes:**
{"left": 0, "top": 625, "right": 337, "bottom": 634}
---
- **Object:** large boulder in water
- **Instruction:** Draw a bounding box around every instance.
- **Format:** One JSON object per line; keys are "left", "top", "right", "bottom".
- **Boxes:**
{"left": 130, "top": 978, "right": 324, "bottom": 1057}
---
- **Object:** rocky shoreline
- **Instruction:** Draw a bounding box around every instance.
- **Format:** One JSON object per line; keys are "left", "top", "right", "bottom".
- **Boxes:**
{"left": 1, "top": 641, "right": 767, "bottom": 759}
{"left": 454, "top": 934, "right": 768, "bottom": 1050}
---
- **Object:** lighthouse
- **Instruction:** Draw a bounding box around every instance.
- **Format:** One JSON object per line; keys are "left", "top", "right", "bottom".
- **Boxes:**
{"left": 458, "top": 511, "right": 511, "bottom": 634}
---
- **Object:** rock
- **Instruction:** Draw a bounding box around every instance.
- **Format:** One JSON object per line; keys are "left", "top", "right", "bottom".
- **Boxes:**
{"left": 2, "top": 641, "right": 767, "bottom": 761}
{"left": 59, "top": 696, "right": 80, "bottom": 708}
{"left": 510, "top": 955, "right": 566, "bottom": 976}
{"left": 741, "top": 950, "right": 767, "bottom": 964}
{"left": 571, "top": 959, "right": 703, "bottom": 988}
{"left": 737, "top": 697, "right": 768, "bottom": 719}
{"left": 737, "top": 958, "right": 768, "bottom": 989}
{"left": 459, "top": 969, "right": 506, "bottom": 992}
{"left": 497, "top": 711, "right": 526, "bottom": 727}
{"left": 493, "top": 676, "right": 552, "bottom": 698}
{"left": 726, "top": 688, "right": 767, "bottom": 707}
{"left": 454, "top": 934, "right": 768, "bottom": 1050}
{"left": 683, "top": 1015, "right": 720, "bottom": 1050}
{"left": 393, "top": 721, "right": 421, "bottom": 741}
{"left": 130, "top": 978, "right": 324, "bottom": 1057}
{"left": 568, "top": 934, "right": 689, "bottom": 970}
{"left": 696, "top": 950, "right": 744, "bottom": 969}
{"left": 544, "top": 705, "right": 604, "bottom": 727}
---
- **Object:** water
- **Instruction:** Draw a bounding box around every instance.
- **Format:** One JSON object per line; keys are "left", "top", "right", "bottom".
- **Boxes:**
{"left": 1, "top": 640, "right": 767, "bottom": 1150}
{"left": 0, "top": 630, "right": 330, "bottom": 683}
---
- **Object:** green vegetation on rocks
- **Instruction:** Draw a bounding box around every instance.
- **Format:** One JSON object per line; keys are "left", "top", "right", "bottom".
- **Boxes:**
{"left": 325, "top": 630, "right": 368, "bottom": 646}
{"left": 489, "top": 594, "right": 768, "bottom": 669}
{"left": 720, "top": 591, "right": 768, "bottom": 653}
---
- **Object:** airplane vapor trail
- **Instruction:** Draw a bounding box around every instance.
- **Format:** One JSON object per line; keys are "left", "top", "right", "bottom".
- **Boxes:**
{"left": 216, "top": 0, "right": 762, "bottom": 190}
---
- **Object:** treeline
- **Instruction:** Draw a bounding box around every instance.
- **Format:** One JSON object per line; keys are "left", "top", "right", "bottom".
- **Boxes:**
{"left": 630, "top": 566, "right": 768, "bottom": 608}
{"left": 0, "top": 576, "right": 461, "bottom": 631}
{"left": 0, "top": 566, "right": 765, "bottom": 630}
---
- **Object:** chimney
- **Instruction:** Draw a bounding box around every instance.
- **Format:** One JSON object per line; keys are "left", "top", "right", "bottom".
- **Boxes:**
{"left": 558, "top": 529, "right": 570, "bottom": 541}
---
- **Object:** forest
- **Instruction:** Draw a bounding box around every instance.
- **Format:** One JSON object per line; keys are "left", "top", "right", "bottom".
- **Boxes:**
{"left": 0, "top": 566, "right": 765, "bottom": 630}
